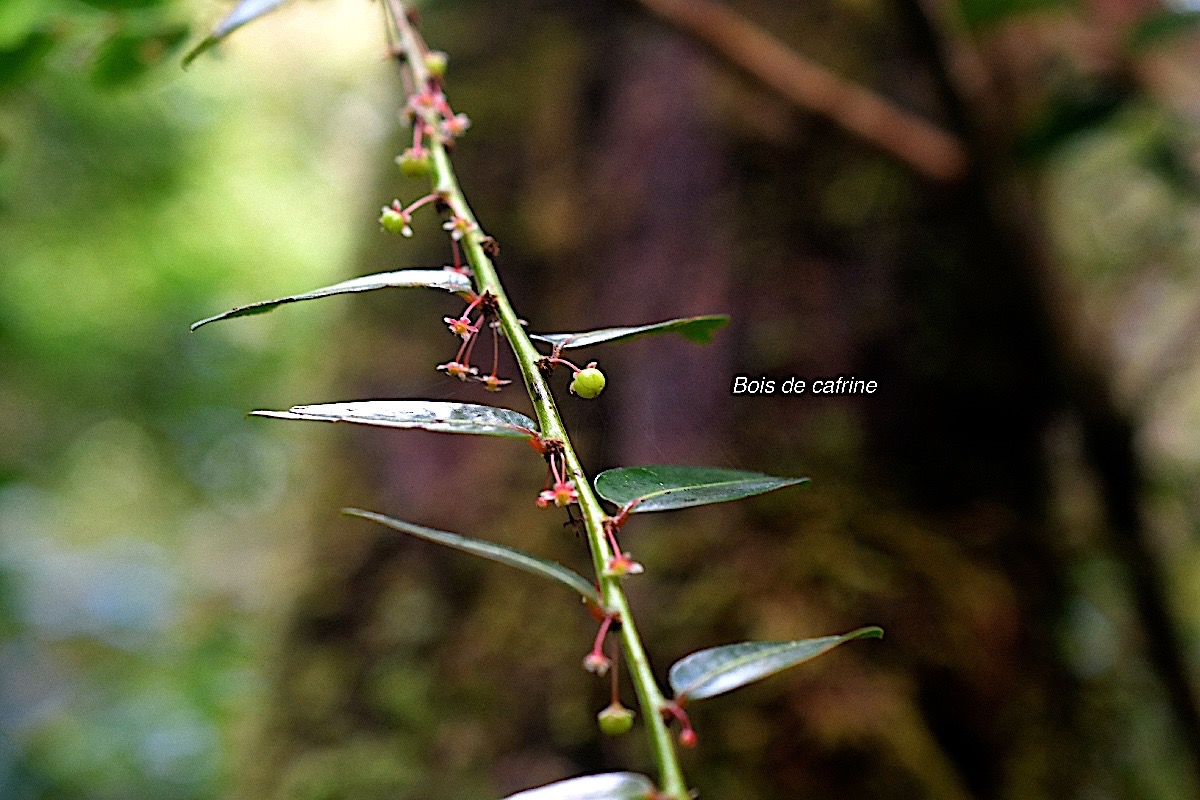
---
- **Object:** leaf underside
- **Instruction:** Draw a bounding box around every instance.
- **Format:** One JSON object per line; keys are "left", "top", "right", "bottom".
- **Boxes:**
{"left": 594, "top": 465, "right": 808, "bottom": 513}
{"left": 530, "top": 315, "right": 729, "bottom": 350}
{"left": 668, "top": 627, "right": 884, "bottom": 701}
{"left": 252, "top": 400, "right": 537, "bottom": 438}
{"left": 344, "top": 510, "right": 601, "bottom": 605}
{"left": 501, "top": 772, "right": 656, "bottom": 800}
{"left": 191, "top": 269, "right": 473, "bottom": 330}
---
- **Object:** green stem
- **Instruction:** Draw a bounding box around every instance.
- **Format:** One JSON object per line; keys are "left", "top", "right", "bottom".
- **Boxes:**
{"left": 384, "top": 3, "right": 689, "bottom": 797}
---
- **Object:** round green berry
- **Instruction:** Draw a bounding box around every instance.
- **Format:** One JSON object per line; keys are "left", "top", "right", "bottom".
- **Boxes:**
{"left": 597, "top": 703, "right": 634, "bottom": 736}
{"left": 570, "top": 366, "right": 606, "bottom": 399}
{"left": 379, "top": 205, "right": 411, "bottom": 236}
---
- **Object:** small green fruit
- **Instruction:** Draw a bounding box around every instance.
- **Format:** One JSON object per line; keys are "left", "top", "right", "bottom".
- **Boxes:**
{"left": 424, "top": 51, "right": 448, "bottom": 78}
{"left": 396, "top": 150, "right": 431, "bottom": 178}
{"left": 570, "top": 365, "right": 606, "bottom": 399}
{"left": 597, "top": 703, "right": 635, "bottom": 736}
{"left": 379, "top": 204, "right": 412, "bottom": 236}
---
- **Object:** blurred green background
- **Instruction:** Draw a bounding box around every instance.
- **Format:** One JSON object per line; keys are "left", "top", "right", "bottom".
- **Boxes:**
{"left": 5, "top": 0, "right": 1200, "bottom": 799}
{"left": 0, "top": 0, "right": 389, "bottom": 796}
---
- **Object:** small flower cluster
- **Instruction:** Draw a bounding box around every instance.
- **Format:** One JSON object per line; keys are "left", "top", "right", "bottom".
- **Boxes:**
{"left": 533, "top": 438, "right": 578, "bottom": 509}
{"left": 602, "top": 502, "right": 643, "bottom": 578}
{"left": 400, "top": 84, "right": 471, "bottom": 168}
{"left": 436, "top": 291, "right": 511, "bottom": 391}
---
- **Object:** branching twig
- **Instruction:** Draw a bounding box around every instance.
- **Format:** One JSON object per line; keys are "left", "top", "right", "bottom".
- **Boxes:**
{"left": 637, "top": 0, "right": 970, "bottom": 183}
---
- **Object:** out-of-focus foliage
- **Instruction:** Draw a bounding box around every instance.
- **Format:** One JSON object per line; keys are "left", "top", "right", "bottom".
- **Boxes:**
{"left": 956, "top": 0, "right": 1068, "bottom": 31}
{"left": 0, "top": 0, "right": 391, "bottom": 797}
{"left": 0, "top": 0, "right": 190, "bottom": 92}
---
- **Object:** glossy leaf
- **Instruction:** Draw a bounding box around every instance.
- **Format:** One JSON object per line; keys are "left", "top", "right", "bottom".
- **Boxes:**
{"left": 594, "top": 465, "right": 807, "bottom": 513}
{"left": 253, "top": 401, "right": 537, "bottom": 438}
{"left": 191, "top": 269, "right": 472, "bottom": 330}
{"left": 183, "top": 0, "right": 291, "bottom": 67}
{"left": 530, "top": 315, "right": 729, "bottom": 350}
{"left": 669, "top": 627, "right": 884, "bottom": 701}
{"left": 344, "top": 510, "right": 601, "bottom": 605}
{"left": 502, "top": 772, "right": 656, "bottom": 800}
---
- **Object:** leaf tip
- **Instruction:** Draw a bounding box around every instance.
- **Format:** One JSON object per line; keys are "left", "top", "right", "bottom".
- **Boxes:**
{"left": 850, "top": 625, "right": 884, "bottom": 641}
{"left": 249, "top": 409, "right": 296, "bottom": 420}
{"left": 687, "top": 314, "right": 731, "bottom": 343}
{"left": 180, "top": 37, "right": 215, "bottom": 69}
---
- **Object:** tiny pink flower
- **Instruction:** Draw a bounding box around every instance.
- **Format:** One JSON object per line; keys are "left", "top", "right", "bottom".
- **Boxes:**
{"left": 439, "top": 112, "right": 471, "bottom": 138}
{"left": 444, "top": 315, "right": 477, "bottom": 339}
{"left": 443, "top": 214, "right": 476, "bottom": 241}
{"left": 534, "top": 479, "right": 578, "bottom": 508}
{"left": 537, "top": 480, "right": 577, "bottom": 507}
{"left": 407, "top": 89, "right": 438, "bottom": 114}
{"left": 603, "top": 553, "right": 644, "bottom": 578}
{"left": 437, "top": 361, "right": 477, "bottom": 381}
{"left": 477, "top": 374, "right": 512, "bottom": 392}
{"left": 582, "top": 652, "right": 611, "bottom": 676}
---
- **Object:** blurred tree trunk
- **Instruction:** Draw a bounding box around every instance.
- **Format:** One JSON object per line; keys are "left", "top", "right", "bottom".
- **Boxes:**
{"left": 245, "top": 2, "right": 1196, "bottom": 799}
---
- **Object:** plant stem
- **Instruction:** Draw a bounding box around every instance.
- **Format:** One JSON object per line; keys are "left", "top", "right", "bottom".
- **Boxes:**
{"left": 384, "top": 3, "right": 689, "bottom": 796}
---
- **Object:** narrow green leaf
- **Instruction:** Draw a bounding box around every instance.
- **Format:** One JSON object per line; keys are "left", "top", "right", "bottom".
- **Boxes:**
{"left": 669, "top": 627, "right": 884, "bottom": 701}
{"left": 501, "top": 772, "right": 656, "bottom": 800}
{"left": 183, "top": 0, "right": 291, "bottom": 67}
{"left": 594, "top": 465, "right": 808, "bottom": 513}
{"left": 191, "top": 269, "right": 473, "bottom": 330}
{"left": 253, "top": 400, "right": 537, "bottom": 438}
{"left": 530, "top": 315, "right": 729, "bottom": 350}
{"left": 344, "top": 510, "right": 601, "bottom": 606}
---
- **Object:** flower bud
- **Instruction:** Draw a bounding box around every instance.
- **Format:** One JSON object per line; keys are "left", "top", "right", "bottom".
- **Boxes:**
{"left": 569, "top": 366, "right": 606, "bottom": 399}
{"left": 597, "top": 703, "right": 635, "bottom": 736}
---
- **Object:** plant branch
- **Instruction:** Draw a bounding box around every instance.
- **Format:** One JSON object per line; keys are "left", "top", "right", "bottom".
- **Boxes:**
{"left": 383, "top": 3, "right": 690, "bottom": 796}
{"left": 636, "top": 0, "right": 970, "bottom": 183}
